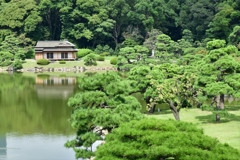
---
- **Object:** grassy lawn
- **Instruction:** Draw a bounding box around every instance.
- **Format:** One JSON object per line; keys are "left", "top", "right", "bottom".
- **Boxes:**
{"left": 149, "top": 106, "right": 240, "bottom": 151}
{"left": 22, "top": 59, "right": 113, "bottom": 69}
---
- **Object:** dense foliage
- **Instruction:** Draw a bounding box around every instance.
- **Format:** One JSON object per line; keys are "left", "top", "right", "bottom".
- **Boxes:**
{"left": 95, "top": 118, "right": 240, "bottom": 160}
{"left": 1, "top": 0, "right": 239, "bottom": 159}
{"left": 0, "top": 0, "right": 240, "bottom": 50}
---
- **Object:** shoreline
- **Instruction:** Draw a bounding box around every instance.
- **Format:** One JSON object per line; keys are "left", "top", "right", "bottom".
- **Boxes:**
{"left": 0, "top": 66, "right": 117, "bottom": 73}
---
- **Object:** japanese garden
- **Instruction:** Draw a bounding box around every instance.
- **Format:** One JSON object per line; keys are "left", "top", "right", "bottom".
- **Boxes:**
{"left": 0, "top": 0, "right": 240, "bottom": 160}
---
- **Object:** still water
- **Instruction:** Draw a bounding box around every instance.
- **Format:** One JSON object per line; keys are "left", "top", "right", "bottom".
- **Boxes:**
{"left": 0, "top": 73, "right": 79, "bottom": 160}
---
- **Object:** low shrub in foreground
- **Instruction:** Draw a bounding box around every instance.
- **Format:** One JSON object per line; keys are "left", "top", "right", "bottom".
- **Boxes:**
{"left": 110, "top": 57, "right": 117, "bottom": 65}
{"left": 37, "top": 59, "right": 49, "bottom": 65}
{"left": 59, "top": 61, "right": 66, "bottom": 64}
{"left": 95, "top": 118, "right": 240, "bottom": 160}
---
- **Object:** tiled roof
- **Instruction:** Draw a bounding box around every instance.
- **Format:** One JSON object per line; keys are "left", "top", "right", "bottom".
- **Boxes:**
{"left": 35, "top": 40, "right": 75, "bottom": 48}
{"left": 44, "top": 48, "right": 78, "bottom": 52}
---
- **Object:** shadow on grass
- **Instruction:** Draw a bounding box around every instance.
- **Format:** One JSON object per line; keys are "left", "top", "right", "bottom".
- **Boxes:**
{"left": 196, "top": 113, "right": 240, "bottom": 124}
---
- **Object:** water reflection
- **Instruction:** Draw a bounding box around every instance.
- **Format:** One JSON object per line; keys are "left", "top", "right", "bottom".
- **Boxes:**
{"left": 35, "top": 75, "right": 77, "bottom": 99}
{"left": 0, "top": 134, "right": 7, "bottom": 160}
{"left": 0, "top": 73, "right": 78, "bottom": 160}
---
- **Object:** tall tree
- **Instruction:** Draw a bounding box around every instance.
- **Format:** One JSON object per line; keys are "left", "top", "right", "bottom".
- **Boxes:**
{"left": 106, "top": 0, "right": 133, "bottom": 48}
{"left": 0, "top": 0, "right": 42, "bottom": 40}
{"left": 178, "top": 0, "right": 221, "bottom": 40}
{"left": 197, "top": 39, "right": 240, "bottom": 121}
{"left": 60, "top": 0, "right": 114, "bottom": 48}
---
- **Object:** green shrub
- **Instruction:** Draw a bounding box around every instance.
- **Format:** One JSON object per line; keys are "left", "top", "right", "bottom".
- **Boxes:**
{"left": 77, "top": 49, "right": 93, "bottom": 58}
{"left": 37, "top": 59, "right": 49, "bottom": 65}
{"left": 0, "top": 60, "right": 12, "bottom": 67}
{"left": 97, "top": 56, "right": 105, "bottom": 61}
{"left": 95, "top": 45, "right": 114, "bottom": 55}
{"left": 12, "top": 59, "right": 23, "bottom": 70}
{"left": 100, "top": 52, "right": 110, "bottom": 56}
{"left": 59, "top": 61, "right": 66, "bottom": 64}
{"left": 96, "top": 118, "right": 240, "bottom": 160}
{"left": 84, "top": 53, "right": 97, "bottom": 66}
{"left": 25, "top": 49, "right": 35, "bottom": 59}
{"left": 110, "top": 57, "right": 117, "bottom": 65}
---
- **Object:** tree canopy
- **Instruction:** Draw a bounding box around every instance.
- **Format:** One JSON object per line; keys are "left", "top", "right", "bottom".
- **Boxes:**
{"left": 0, "top": 0, "right": 239, "bottom": 49}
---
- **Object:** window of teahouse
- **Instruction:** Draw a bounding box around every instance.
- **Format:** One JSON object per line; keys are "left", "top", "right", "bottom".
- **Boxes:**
{"left": 47, "top": 53, "right": 53, "bottom": 58}
{"left": 65, "top": 53, "right": 68, "bottom": 58}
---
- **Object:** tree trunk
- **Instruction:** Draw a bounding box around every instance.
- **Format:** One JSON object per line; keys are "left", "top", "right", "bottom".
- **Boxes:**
{"left": 169, "top": 101, "right": 180, "bottom": 121}
{"left": 220, "top": 94, "right": 224, "bottom": 110}
{"left": 216, "top": 95, "right": 221, "bottom": 121}
{"left": 216, "top": 114, "right": 220, "bottom": 122}
{"left": 197, "top": 102, "right": 202, "bottom": 108}
{"left": 149, "top": 103, "right": 156, "bottom": 114}
{"left": 151, "top": 49, "right": 155, "bottom": 57}
{"left": 216, "top": 95, "right": 220, "bottom": 108}
{"left": 211, "top": 96, "right": 216, "bottom": 107}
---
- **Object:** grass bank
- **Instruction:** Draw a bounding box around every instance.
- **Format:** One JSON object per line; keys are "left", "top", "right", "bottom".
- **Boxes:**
{"left": 149, "top": 106, "right": 240, "bottom": 151}
{"left": 22, "top": 59, "right": 113, "bottom": 69}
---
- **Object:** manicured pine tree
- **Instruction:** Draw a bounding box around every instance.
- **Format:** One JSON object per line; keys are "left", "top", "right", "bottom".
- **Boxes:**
{"left": 197, "top": 39, "right": 240, "bottom": 121}
{"left": 65, "top": 72, "right": 143, "bottom": 159}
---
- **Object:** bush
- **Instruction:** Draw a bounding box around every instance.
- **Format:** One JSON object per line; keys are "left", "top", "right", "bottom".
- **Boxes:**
{"left": 84, "top": 53, "right": 97, "bottom": 66}
{"left": 95, "top": 45, "right": 114, "bottom": 55}
{"left": 97, "top": 56, "right": 105, "bottom": 61}
{"left": 12, "top": 59, "right": 23, "bottom": 70}
{"left": 96, "top": 118, "right": 240, "bottom": 160}
{"left": 59, "top": 61, "right": 66, "bottom": 64}
{"left": 0, "top": 60, "right": 12, "bottom": 67}
{"left": 110, "top": 57, "right": 117, "bottom": 65}
{"left": 37, "top": 59, "right": 49, "bottom": 65}
{"left": 25, "top": 49, "right": 35, "bottom": 59}
{"left": 77, "top": 49, "right": 93, "bottom": 58}
{"left": 100, "top": 52, "right": 110, "bottom": 56}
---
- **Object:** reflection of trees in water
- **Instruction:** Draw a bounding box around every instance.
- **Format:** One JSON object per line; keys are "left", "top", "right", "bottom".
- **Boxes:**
{"left": 0, "top": 73, "right": 75, "bottom": 135}
{"left": 0, "top": 134, "right": 6, "bottom": 158}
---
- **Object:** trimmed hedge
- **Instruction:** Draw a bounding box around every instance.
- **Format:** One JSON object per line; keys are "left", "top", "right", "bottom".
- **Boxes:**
{"left": 97, "top": 56, "right": 105, "bottom": 61}
{"left": 59, "top": 61, "right": 66, "bottom": 64}
{"left": 77, "top": 49, "right": 93, "bottom": 58}
{"left": 110, "top": 57, "right": 117, "bottom": 65}
{"left": 37, "top": 59, "right": 49, "bottom": 65}
{"left": 100, "top": 52, "right": 110, "bottom": 56}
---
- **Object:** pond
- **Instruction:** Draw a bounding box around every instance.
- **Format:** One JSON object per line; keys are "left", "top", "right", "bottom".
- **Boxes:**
{"left": 0, "top": 72, "right": 80, "bottom": 160}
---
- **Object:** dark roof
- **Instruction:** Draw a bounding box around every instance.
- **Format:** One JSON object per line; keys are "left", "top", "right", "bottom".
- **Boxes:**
{"left": 44, "top": 48, "right": 78, "bottom": 52}
{"left": 34, "top": 40, "right": 78, "bottom": 52}
{"left": 35, "top": 40, "right": 75, "bottom": 48}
